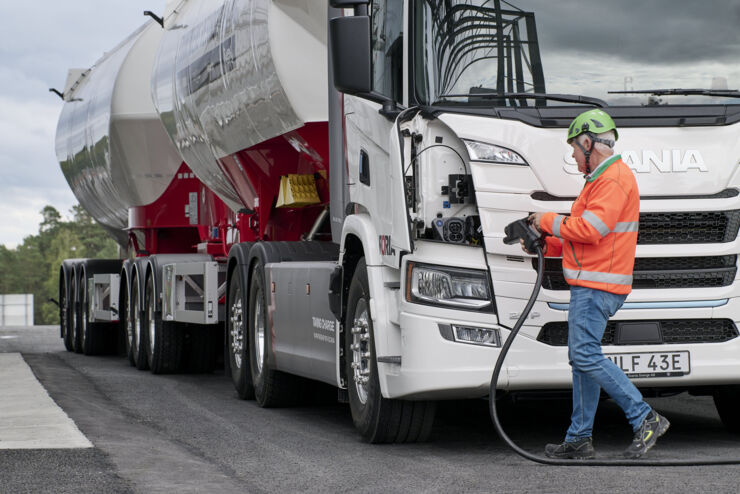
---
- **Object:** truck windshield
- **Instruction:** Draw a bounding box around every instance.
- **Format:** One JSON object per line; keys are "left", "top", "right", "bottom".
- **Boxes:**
{"left": 413, "top": 0, "right": 740, "bottom": 107}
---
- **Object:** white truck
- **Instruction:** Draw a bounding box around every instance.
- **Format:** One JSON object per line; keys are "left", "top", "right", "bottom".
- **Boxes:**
{"left": 55, "top": 0, "right": 740, "bottom": 443}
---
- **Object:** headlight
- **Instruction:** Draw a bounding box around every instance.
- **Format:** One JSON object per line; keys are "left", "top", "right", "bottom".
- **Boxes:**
{"left": 405, "top": 262, "right": 492, "bottom": 310}
{"left": 462, "top": 139, "right": 528, "bottom": 165}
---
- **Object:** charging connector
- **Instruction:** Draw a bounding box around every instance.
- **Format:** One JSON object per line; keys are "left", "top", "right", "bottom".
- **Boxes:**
{"left": 503, "top": 217, "right": 543, "bottom": 253}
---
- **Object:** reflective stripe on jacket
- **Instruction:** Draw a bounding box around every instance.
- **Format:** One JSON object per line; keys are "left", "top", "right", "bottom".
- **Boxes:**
{"left": 540, "top": 155, "right": 639, "bottom": 295}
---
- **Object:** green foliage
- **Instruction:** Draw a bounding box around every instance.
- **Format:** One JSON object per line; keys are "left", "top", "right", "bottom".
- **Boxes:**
{"left": 0, "top": 205, "right": 120, "bottom": 325}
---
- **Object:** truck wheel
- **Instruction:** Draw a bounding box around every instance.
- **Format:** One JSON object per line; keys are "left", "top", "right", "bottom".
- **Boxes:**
{"left": 131, "top": 276, "right": 149, "bottom": 370}
{"left": 228, "top": 268, "right": 254, "bottom": 399}
{"left": 146, "top": 273, "right": 182, "bottom": 374}
{"left": 345, "top": 258, "right": 436, "bottom": 443}
{"left": 248, "top": 260, "right": 300, "bottom": 407}
{"left": 61, "top": 277, "right": 74, "bottom": 352}
{"left": 121, "top": 279, "right": 135, "bottom": 366}
{"left": 714, "top": 386, "right": 740, "bottom": 432}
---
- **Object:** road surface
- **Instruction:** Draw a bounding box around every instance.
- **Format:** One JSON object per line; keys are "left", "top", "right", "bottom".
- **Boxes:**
{"left": 2, "top": 325, "right": 740, "bottom": 493}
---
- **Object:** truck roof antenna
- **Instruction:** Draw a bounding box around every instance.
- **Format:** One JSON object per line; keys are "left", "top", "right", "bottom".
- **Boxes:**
{"left": 144, "top": 10, "right": 164, "bottom": 28}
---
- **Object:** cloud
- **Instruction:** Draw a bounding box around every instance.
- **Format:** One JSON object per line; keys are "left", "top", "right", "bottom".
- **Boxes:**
{"left": 0, "top": 94, "right": 62, "bottom": 187}
{"left": 518, "top": 0, "right": 740, "bottom": 65}
{"left": 0, "top": 93, "right": 74, "bottom": 247}
{"left": 0, "top": 1, "right": 156, "bottom": 96}
{"left": 0, "top": 186, "right": 76, "bottom": 248}
{"left": 0, "top": 0, "right": 153, "bottom": 247}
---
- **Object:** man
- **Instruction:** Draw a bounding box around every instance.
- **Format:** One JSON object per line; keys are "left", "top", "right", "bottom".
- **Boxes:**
{"left": 527, "top": 109, "right": 669, "bottom": 459}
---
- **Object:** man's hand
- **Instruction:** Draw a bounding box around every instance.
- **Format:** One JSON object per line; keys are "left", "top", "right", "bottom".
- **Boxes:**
{"left": 528, "top": 212, "right": 545, "bottom": 232}
{"left": 519, "top": 237, "right": 547, "bottom": 255}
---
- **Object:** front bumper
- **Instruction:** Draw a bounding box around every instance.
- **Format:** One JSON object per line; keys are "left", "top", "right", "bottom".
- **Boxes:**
{"left": 382, "top": 242, "right": 740, "bottom": 400}
{"left": 384, "top": 299, "right": 740, "bottom": 400}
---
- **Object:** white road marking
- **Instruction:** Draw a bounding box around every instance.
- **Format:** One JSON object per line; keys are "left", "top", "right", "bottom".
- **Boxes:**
{"left": 0, "top": 353, "right": 92, "bottom": 449}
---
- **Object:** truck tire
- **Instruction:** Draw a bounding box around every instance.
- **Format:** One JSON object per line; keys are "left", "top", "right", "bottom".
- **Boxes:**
{"left": 146, "top": 273, "right": 182, "bottom": 374}
{"left": 248, "top": 260, "right": 300, "bottom": 407}
{"left": 228, "top": 267, "right": 254, "bottom": 399}
{"left": 714, "top": 386, "right": 740, "bottom": 433}
{"left": 345, "top": 258, "right": 436, "bottom": 443}
{"left": 61, "top": 275, "right": 74, "bottom": 352}
{"left": 131, "top": 276, "right": 149, "bottom": 370}
{"left": 121, "top": 278, "right": 136, "bottom": 366}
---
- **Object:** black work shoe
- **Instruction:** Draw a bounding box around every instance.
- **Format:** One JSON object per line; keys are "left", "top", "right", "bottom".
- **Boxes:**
{"left": 623, "top": 410, "right": 670, "bottom": 459}
{"left": 544, "top": 437, "right": 595, "bottom": 459}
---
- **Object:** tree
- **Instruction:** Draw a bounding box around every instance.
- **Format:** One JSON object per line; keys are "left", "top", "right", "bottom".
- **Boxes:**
{"left": 40, "top": 206, "right": 62, "bottom": 233}
{"left": 0, "top": 204, "right": 119, "bottom": 325}
{"left": 70, "top": 204, "right": 118, "bottom": 258}
{"left": 0, "top": 245, "right": 20, "bottom": 295}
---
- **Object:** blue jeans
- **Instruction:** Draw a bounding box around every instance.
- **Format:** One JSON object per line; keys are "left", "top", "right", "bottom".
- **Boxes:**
{"left": 565, "top": 286, "right": 651, "bottom": 442}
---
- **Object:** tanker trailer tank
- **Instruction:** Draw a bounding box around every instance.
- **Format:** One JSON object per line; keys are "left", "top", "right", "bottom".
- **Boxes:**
{"left": 152, "top": 0, "right": 330, "bottom": 224}
{"left": 55, "top": 20, "right": 183, "bottom": 247}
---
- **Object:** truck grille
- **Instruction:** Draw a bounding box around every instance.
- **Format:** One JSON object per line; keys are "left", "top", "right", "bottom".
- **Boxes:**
{"left": 537, "top": 319, "right": 739, "bottom": 346}
{"left": 534, "top": 255, "right": 737, "bottom": 290}
{"left": 638, "top": 210, "right": 740, "bottom": 244}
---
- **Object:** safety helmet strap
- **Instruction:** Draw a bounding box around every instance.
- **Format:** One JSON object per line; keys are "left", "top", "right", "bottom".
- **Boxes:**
{"left": 574, "top": 132, "right": 616, "bottom": 174}
{"left": 587, "top": 132, "right": 615, "bottom": 149}
{"left": 573, "top": 134, "right": 594, "bottom": 173}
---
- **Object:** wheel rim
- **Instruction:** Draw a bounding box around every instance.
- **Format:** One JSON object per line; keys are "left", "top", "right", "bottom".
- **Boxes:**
{"left": 133, "top": 283, "right": 141, "bottom": 352}
{"left": 148, "top": 279, "right": 156, "bottom": 356}
{"left": 351, "top": 298, "right": 371, "bottom": 405}
{"left": 72, "top": 299, "right": 78, "bottom": 343}
{"left": 253, "top": 287, "right": 265, "bottom": 373}
{"left": 81, "top": 280, "right": 88, "bottom": 347}
{"left": 230, "top": 284, "right": 244, "bottom": 369}
{"left": 125, "top": 288, "right": 133, "bottom": 348}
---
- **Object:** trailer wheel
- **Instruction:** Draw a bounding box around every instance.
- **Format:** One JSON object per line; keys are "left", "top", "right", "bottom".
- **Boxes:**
{"left": 121, "top": 277, "right": 135, "bottom": 366}
{"left": 131, "top": 276, "right": 149, "bottom": 370}
{"left": 345, "top": 258, "right": 436, "bottom": 443}
{"left": 714, "top": 386, "right": 740, "bottom": 433}
{"left": 228, "top": 268, "right": 254, "bottom": 399}
{"left": 145, "top": 273, "right": 182, "bottom": 374}
{"left": 248, "top": 260, "right": 300, "bottom": 407}
{"left": 61, "top": 275, "right": 74, "bottom": 352}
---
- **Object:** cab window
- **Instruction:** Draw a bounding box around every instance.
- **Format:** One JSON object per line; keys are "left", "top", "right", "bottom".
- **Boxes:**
{"left": 371, "top": 0, "right": 404, "bottom": 103}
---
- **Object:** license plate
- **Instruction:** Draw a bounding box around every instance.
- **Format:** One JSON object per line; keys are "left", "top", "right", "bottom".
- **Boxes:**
{"left": 604, "top": 351, "right": 690, "bottom": 378}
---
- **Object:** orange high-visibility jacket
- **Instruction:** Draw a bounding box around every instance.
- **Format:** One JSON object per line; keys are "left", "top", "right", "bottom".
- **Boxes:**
{"left": 540, "top": 155, "right": 639, "bottom": 295}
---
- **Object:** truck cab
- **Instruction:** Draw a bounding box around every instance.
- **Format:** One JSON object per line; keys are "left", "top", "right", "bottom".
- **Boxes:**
{"left": 330, "top": 0, "right": 740, "bottom": 435}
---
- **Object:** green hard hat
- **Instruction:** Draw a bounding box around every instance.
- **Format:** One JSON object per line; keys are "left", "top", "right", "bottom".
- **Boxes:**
{"left": 567, "top": 109, "right": 619, "bottom": 143}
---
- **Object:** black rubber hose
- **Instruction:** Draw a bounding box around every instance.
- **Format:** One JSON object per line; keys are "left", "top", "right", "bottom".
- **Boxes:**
{"left": 489, "top": 244, "right": 740, "bottom": 466}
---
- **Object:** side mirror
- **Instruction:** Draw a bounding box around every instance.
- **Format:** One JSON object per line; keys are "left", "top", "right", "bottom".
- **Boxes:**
{"left": 329, "top": 15, "right": 372, "bottom": 96}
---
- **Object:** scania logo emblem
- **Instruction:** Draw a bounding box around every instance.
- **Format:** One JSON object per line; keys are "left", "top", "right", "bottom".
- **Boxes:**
{"left": 563, "top": 150, "right": 708, "bottom": 174}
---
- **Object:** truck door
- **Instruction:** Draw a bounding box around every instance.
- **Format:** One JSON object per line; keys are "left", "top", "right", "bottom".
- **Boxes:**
{"left": 344, "top": 0, "right": 411, "bottom": 267}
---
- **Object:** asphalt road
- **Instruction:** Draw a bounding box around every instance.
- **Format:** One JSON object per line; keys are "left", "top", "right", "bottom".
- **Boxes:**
{"left": 2, "top": 325, "right": 740, "bottom": 493}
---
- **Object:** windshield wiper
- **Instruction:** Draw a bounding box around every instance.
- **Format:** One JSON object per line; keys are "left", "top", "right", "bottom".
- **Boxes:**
{"left": 609, "top": 88, "right": 740, "bottom": 99}
{"left": 434, "top": 92, "right": 608, "bottom": 107}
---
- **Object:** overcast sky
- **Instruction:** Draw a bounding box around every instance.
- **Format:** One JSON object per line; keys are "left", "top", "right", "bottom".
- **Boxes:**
{"left": 0, "top": 1, "right": 155, "bottom": 247}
